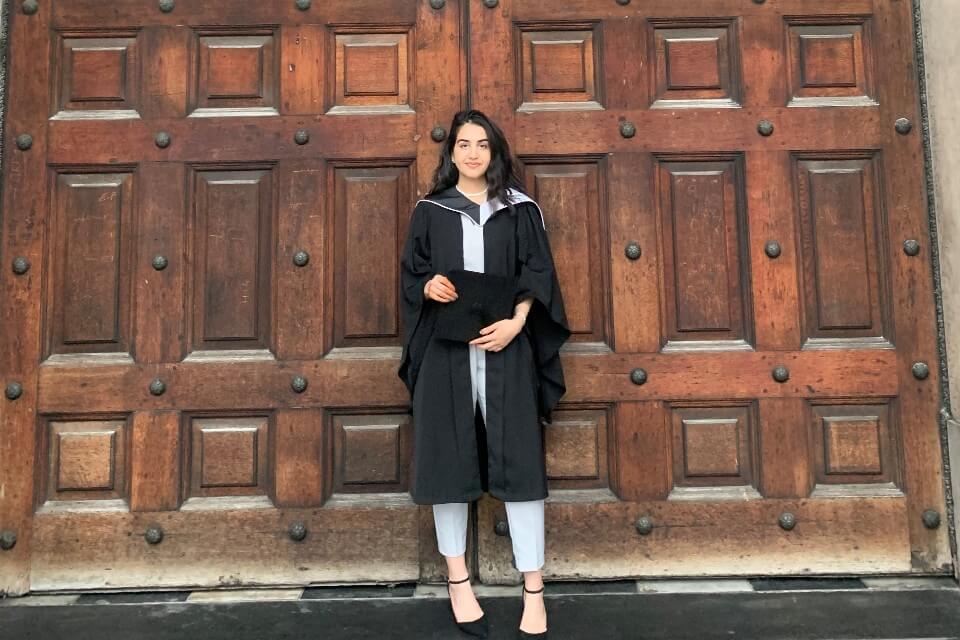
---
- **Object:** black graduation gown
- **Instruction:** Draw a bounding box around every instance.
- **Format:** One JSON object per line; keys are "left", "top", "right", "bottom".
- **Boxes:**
{"left": 398, "top": 187, "right": 570, "bottom": 505}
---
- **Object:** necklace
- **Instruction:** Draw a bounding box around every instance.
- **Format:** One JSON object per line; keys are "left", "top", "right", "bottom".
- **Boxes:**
{"left": 456, "top": 184, "right": 488, "bottom": 197}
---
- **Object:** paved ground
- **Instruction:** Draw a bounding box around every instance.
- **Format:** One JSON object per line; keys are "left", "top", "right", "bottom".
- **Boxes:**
{"left": 1, "top": 577, "right": 959, "bottom": 640}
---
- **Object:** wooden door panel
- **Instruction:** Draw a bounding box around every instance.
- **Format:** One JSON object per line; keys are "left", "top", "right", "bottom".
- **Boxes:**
{"left": 328, "top": 164, "right": 414, "bottom": 351}
{"left": 472, "top": 0, "right": 949, "bottom": 583}
{"left": 37, "top": 418, "right": 129, "bottom": 506}
{"left": 190, "top": 30, "right": 279, "bottom": 115}
{"left": 1, "top": 0, "right": 462, "bottom": 593}
{"left": 794, "top": 153, "right": 893, "bottom": 346}
{"left": 668, "top": 402, "right": 760, "bottom": 498}
{"left": 187, "top": 167, "right": 275, "bottom": 354}
{"left": 808, "top": 400, "right": 901, "bottom": 490}
{"left": 655, "top": 155, "right": 752, "bottom": 349}
{"left": 516, "top": 24, "right": 602, "bottom": 111}
{"left": 53, "top": 32, "right": 141, "bottom": 118}
{"left": 649, "top": 19, "right": 742, "bottom": 108}
{"left": 522, "top": 160, "right": 609, "bottom": 345}
{"left": 544, "top": 408, "right": 612, "bottom": 491}
{"left": 44, "top": 171, "right": 137, "bottom": 359}
{"left": 183, "top": 415, "right": 272, "bottom": 502}
{"left": 785, "top": 17, "right": 877, "bottom": 106}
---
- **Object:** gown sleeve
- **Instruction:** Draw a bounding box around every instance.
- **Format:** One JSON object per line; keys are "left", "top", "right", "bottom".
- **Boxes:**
{"left": 398, "top": 202, "right": 436, "bottom": 394}
{"left": 513, "top": 201, "right": 571, "bottom": 422}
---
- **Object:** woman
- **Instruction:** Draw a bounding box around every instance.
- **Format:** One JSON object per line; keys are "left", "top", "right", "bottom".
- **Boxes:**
{"left": 399, "top": 109, "right": 570, "bottom": 639}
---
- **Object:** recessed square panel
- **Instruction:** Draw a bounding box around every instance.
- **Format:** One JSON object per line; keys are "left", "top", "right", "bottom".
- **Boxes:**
{"left": 670, "top": 404, "right": 756, "bottom": 489}
{"left": 800, "top": 35, "right": 857, "bottom": 87}
{"left": 44, "top": 419, "right": 128, "bottom": 503}
{"left": 191, "top": 31, "right": 278, "bottom": 114}
{"left": 666, "top": 38, "right": 721, "bottom": 90}
{"left": 187, "top": 416, "right": 270, "bottom": 498}
{"left": 331, "top": 31, "right": 412, "bottom": 113}
{"left": 545, "top": 409, "right": 608, "bottom": 489}
{"left": 824, "top": 418, "right": 882, "bottom": 474}
{"left": 533, "top": 41, "right": 587, "bottom": 92}
{"left": 332, "top": 414, "right": 411, "bottom": 493}
{"left": 71, "top": 49, "right": 126, "bottom": 101}
{"left": 56, "top": 34, "right": 139, "bottom": 116}
{"left": 649, "top": 20, "right": 741, "bottom": 107}
{"left": 810, "top": 401, "right": 899, "bottom": 486}
{"left": 683, "top": 419, "right": 740, "bottom": 477}
{"left": 200, "top": 428, "right": 258, "bottom": 487}
{"left": 344, "top": 45, "right": 399, "bottom": 95}
{"left": 518, "top": 24, "right": 601, "bottom": 110}
{"left": 207, "top": 45, "right": 263, "bottom": 98}
{"left": 787, "top": 20, "right": 876, "bottom": 105}
{"left": 58, "top": 432, "right": 115, "bottom": 491}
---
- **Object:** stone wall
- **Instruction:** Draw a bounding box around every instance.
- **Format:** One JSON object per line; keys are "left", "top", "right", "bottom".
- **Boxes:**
{"left": 919, "top": 0, "right": 960, "bottom": 578}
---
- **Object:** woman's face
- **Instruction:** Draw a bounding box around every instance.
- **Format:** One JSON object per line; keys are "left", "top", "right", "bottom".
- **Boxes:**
{"left": 451, "top": 122, "right": 491, "bottom": 181}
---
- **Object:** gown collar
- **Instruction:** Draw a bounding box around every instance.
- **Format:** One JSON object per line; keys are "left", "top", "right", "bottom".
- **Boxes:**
{"left": 419, "top": 187, "right": 536, "bottom": 225}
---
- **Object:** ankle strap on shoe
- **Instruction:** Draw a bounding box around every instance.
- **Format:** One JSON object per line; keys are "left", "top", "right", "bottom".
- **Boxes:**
{"left": 448, "top": 575, "right": 471, "bottom": 584}
{"left": 523, "top": 585, "right": 544, "bottom": 594}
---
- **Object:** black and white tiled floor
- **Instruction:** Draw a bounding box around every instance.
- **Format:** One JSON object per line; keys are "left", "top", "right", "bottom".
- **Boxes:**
{"left": 1, "top": 577, "right": 958, "bottom": 639}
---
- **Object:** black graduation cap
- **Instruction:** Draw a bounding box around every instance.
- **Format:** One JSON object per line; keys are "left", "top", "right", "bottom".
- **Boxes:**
{"left": 434, "top": 269, "right": 518, "bottom": 343}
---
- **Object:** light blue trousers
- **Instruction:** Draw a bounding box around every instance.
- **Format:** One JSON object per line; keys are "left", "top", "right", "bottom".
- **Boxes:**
{"left": 433, "top": 500, "right": 545, "bottom": 572}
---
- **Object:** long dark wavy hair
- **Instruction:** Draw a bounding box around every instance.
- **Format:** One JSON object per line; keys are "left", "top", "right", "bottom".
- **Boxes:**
{"left": 426, "top": 110, "right": 527, "bottom": 214}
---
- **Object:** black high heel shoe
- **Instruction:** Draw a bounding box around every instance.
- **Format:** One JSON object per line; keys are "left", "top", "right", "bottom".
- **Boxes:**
{"left": 518, "top": 584, "right": 548, "bottom": 638}
{"left": 447, "top": 575, "right": 489, "bottom": 638}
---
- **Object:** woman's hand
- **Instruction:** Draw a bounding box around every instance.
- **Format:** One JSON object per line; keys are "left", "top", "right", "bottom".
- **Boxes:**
{"left": 424, "top": 274, "right": 458, "bottom": 303}
{"left": 470, "top": 317, "right": 524, "bottom": 352}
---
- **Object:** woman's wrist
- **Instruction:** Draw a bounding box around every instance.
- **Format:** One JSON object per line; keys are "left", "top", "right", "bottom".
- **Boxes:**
{"left": 512, "top": 297, "right": 533, "bottom": 324}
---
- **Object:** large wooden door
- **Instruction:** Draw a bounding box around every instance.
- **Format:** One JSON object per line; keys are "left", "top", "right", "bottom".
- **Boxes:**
{"left": 0, "top": 0, "right": 461, "bottom": 593}
{"left": 470, "top": 0, "right": 951, "bottom": 582}
{"left": 0, "top": 0, "right": 950, "bottom": 595}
